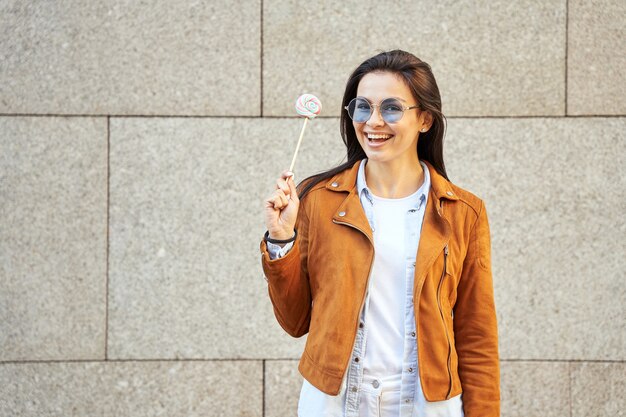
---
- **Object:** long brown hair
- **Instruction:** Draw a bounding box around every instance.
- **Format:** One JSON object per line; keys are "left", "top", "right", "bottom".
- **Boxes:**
{"left": 298, "top": 49, "right": 449, "bottom": 199}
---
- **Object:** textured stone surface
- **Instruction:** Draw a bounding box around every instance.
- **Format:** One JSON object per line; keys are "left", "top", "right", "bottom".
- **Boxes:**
{"left": 107, "top": 116, "right": 625, "bottom": 361}
{"left": 0, "top": 360, "right": 262, "bottom": 417}
{"left": 108, "top": 117, "right": 344, "bottom": 359}
{"left": 501, "top": 361, "right": 569, "bottom": 417}
{"left": 0, "top": 1, "right": 260, "bottom": 116}
{"left": 568, "top": 0, "right": 626, "bottom": 115}
{"left": 444, "top": 117, "right": 626, "bottom": 360}
{"left": 264, "top": 0, "right": 565, "bottom": 117}
{"left": 0, "top": 116, "right": 107, "bottom": 361}
{"left": 571, "top": 362, "right": 625, "bottom": 417}
{"left": 265, "top": 360, "right": 302, "bottom": 417}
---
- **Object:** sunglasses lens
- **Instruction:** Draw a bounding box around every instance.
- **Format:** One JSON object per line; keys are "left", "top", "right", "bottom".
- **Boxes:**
{"left": 347, "top": 98, "right": 371, "bottom": 123}
{"left": 380, "top": 99, "right": 403, "bottom": 123}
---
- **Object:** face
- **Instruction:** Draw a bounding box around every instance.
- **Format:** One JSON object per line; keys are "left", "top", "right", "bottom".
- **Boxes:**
{"left": 353, "top": 71, "right": 431, "bottom": 165}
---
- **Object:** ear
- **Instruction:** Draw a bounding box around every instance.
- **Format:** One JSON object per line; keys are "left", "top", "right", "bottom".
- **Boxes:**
{"left": 420, "top": 111, "right": 434, "bottom": 132}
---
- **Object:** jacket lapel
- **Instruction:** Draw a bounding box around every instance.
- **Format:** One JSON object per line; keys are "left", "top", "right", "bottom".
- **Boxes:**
{"left": 327, "top": 160, "right": 374, "bottom": 243}
{"left": 414, "top": 187, "right": 450, "bottom": 289}
{"left": 331, "top": 187, "right": 373, "bottom": 243}
{"left": 414, "top": 160, "right": 459, "bottom": 292}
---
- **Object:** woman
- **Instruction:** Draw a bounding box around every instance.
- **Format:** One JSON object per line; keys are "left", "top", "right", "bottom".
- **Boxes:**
{"left": 261, "top": 50, "right": 500, "bottom": 417}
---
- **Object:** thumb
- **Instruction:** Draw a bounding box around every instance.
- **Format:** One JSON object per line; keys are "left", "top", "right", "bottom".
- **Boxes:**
{"left": 287, "top": 174, "right": 299, "bottom": 202}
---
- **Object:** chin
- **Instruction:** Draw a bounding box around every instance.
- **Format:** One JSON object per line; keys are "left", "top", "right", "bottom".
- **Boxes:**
{"left": 363, "top": 152, "right": 392, "bottom": 163}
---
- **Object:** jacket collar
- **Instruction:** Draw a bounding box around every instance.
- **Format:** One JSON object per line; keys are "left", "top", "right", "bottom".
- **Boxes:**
{"left": 324, "top": 158, "right": 459, "bottom": 204}
{"left": 324, "top": 158, "right": 456, "bottom": 290}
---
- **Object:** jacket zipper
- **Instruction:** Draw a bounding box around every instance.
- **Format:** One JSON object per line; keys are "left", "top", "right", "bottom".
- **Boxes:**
{"left": 437, "top": 243, "right": 453, "bottom": 399}
{"left": 331, "top": 219, "right": 375, "bottom": 381}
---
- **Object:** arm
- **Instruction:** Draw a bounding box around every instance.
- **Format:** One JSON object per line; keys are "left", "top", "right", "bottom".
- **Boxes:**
{"left": 453, "top": 200, "right": 500, "bottom": 417}
{"left": 260, "top": 196, "right": 311, "bottom": 338}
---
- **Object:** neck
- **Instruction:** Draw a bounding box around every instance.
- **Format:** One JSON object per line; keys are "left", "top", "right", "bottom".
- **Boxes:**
{"left": 365, "top": 156, "right": 424, "bottom": 199}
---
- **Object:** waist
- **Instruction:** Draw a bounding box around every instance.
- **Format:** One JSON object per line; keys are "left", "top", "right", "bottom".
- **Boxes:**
{"left": 360, "top": 373, "right": 402, "bottom": 394}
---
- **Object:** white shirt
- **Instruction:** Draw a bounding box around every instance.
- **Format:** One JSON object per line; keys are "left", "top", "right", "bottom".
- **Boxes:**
{"left": 362, "top": 188, "right": 421, "bottom": 377}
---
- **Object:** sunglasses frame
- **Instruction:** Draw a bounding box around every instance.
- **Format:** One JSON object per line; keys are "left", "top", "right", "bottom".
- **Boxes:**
{"left": 344, "top": 96, "right": 420, "bottom": 124}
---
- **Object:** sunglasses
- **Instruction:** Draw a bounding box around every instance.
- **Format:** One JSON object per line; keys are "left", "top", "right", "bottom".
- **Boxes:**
{"left": 344, "top": 97, "right": 420, "bottom": 124}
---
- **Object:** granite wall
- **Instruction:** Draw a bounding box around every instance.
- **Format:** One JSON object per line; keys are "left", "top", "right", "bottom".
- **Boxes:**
{"left": 1, "top": 1, "right": 624, "bottom": 416}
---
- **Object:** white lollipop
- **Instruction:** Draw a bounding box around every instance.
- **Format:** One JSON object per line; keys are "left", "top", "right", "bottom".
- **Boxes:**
{"left": 289, "top": 94, "right": 322, "bottom": 174}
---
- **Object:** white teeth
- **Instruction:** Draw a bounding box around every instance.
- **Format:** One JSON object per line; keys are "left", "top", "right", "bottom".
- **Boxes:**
{"left": 367, "top": 134, "right": 392, "bottom": 140}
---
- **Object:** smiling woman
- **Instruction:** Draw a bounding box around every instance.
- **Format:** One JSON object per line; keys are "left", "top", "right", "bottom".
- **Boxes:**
{"left": 261, "top": 50, "right": 500, "bottom": 417}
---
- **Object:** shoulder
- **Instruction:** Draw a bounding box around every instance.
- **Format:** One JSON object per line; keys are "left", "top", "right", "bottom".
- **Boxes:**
{"left": 447, "top": 182, "right": 485, "bottom": 218}
{"left": 426, "top": 160, "right": 486, "bottom": 218}
{"left": 296, "top": 160, "right": 361, "bottom": 202}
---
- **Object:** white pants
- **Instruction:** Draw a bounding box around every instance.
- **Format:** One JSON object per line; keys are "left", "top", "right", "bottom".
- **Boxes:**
{"left": 297, "top": 374, "right": 401, "bottom": 417}
{"left": 358, "top": 374, "right": 402, "bottom": 416}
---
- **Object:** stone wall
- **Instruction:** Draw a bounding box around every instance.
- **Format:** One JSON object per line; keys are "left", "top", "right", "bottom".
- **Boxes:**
{"left": 1, "top": 1, "right": 624, "bottom": 416}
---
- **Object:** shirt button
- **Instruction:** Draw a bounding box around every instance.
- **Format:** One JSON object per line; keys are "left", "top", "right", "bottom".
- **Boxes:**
{"left": 331, "top": 182, "right": 339, "bottom": 187}
{"left": 338, "top": 211, "right": 346, "bottom": 217}
{"left": 408, "top": 367, "right": 413, "bottom": 372}
{"left": 354, "top": 357, "right": 359, "bottom": 363}
{"left": 411, "top": 331, "right": 416, "bottom": 337}
{"left": 405, "top": 399, "right": 411, "bottom": 403}
{"left": 351, "top": 386, "right": 358, "bottom": 393}
{"left": 359, "top": 322, "right": 364, "bottom": 329}
{"left": 372, "top": 380, "right": 380, "bottom": 388}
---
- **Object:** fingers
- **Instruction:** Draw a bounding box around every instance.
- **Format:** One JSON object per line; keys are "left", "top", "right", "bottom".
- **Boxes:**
{"left": 265, "top": 170, "right": 298, "bottom": 211}
{"left": 276, "top": 177, "right": 290, "bottom": 196}
{"left": 276, "top": 170, "right": 298, "bottom": 201}
{"left": 267, "top": 188, "right": 289, "bottom": 210}
{"left": 286, "top": 173, "right": 299, "bottom": 202}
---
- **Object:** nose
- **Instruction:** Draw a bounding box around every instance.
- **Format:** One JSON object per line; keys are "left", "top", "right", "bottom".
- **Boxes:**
{"left": 366, "top": 105, "right": 385, "bottom": 127}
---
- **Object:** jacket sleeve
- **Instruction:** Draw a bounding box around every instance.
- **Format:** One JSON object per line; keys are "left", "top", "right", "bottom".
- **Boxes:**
{"left": 453, "top": 199, "right": 500, "bottom": 417}
{"left": 259, "top": 196, "right": 311, "bottom": 338}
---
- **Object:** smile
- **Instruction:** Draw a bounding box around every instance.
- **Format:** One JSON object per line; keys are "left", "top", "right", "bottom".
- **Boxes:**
{"left": 366, "top": 133, "right": 394, "bottom": 142}
{"left": 367, "top": 133, "right": 393, "bottom": 139}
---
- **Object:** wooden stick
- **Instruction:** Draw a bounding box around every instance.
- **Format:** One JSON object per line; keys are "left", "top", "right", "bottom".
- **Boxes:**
{"left": 288, "top": 117, "right": 309, "bottom": 174}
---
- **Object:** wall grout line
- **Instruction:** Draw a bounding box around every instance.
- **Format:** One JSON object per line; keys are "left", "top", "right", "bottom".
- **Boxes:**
{"left": 0, "top": 113, "right": 624, "bottom": 119}
{"left": 1, "top": 358, "right": 623, "bottom": 365}
{"left": 565, "top": 0, "right": 569, "bottom": 116}
{"left": 262, "top": 359, "right": 266, "bottom": 417}
{"left": 0, "top": 358, "right": 272, "bottom": 365}
{"left": 260, "top": 0, "right": 264, "bottom": 118}
{"left": 105, "top": 116, "right": 110, "bottom": 361}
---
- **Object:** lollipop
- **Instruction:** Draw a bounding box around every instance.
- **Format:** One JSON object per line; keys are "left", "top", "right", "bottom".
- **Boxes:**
{"left": 289, "top": 94, "right": 322, "bottom": 174}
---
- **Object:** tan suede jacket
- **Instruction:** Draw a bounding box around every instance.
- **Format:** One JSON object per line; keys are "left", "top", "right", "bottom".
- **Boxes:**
{"left": 260, "top": 159, "right": 500, "bottom": 417}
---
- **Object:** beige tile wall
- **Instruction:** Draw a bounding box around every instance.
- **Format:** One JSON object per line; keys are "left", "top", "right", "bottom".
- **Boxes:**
{"left": 1, "top": 1, "right": 623, "bottom": 415}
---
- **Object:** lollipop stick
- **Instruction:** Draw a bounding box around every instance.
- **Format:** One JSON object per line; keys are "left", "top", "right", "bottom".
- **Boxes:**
{"left": 289, "top": 117, "right": 308, "bottom": 174}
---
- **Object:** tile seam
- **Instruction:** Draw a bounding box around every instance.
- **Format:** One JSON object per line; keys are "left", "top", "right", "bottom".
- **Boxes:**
{"left": 565, "top": 0, "right": 569, "bottom": 116}
{"left": 0, "top": 114, "right": 625, "bottom": 119}
{"left": 1, "top": 358, "right": 624, "bottom": 365}
{"left": 0, "top": 358, "right": 276, "bottom": 364}
{"left": 105, "top": 115, "right": 110, "bottom": 361}
{"left": 260, "top": 0, "right": 264, "bottom": 118}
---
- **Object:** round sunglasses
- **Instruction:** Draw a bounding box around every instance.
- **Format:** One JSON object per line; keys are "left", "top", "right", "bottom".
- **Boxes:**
{"left": 345, "top": 97, "right": 420, "bottom": 124}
